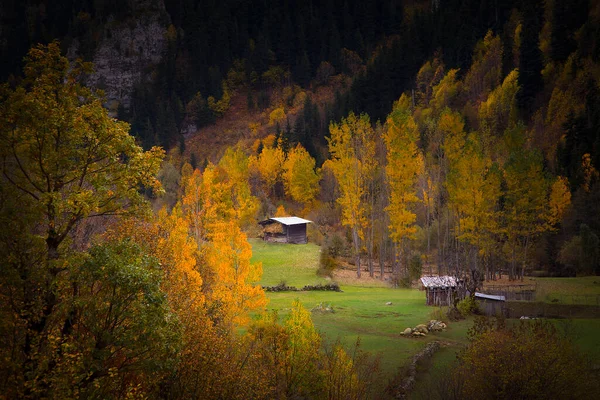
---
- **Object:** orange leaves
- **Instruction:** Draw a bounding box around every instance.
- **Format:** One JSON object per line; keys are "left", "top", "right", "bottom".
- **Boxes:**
{"left": 203, "top": 220, "right": 266, "bottom": 325}
{"left": 180, "top": 153, "right": 266, "bottom": 327}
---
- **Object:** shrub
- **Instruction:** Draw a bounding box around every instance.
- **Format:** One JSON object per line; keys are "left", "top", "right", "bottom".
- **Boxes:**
{"left": 397, "top": 275, "right": 412, "bottom": 288}
{"left": 457, "top": 296, "right": 479, "bottom": 317}
{"left": 446, "top": 306, "right": 464, "bottom": 321}
{"left": 454, "top": 318, "right": 600, "bottom": 399}
{"left": 318, "top": 251, "right": 337, "bottom": 278}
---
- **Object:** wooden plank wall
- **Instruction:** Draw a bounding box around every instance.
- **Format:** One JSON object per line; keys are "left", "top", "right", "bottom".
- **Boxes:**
{"left": 287, "top": 224, "right": 307, "bottom": 244}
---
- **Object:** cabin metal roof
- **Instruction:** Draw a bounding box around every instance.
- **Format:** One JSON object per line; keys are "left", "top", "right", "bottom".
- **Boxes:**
{"left": 420, "top": 276, "right": 458, "bottom": 288}
{"left": 475, "top": 292, "right": 506, "bottom": 301}
{"left": 259, "top": 217, "right": 312, "bottom": 226}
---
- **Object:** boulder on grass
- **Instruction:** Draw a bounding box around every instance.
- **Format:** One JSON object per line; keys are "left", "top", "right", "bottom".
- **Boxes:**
{"left": 427, "top": 320, "right": 447, "bottom": 332}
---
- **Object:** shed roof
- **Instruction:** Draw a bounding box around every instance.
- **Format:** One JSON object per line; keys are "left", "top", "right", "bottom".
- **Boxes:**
{"left": 475, "top": 292, "right": 506, "bottom": 301}
{"left": 259, "top": 217, "right": 312, "bottom": 226}
{"left": 420, "top": 276, "right": 458, "bottom": 288}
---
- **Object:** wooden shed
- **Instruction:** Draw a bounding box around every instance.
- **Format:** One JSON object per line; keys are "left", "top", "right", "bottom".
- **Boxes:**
{"left": 475, "top": 292, "right": 507, "bottom": 317}
{"left": 420, "top": 276, "right": 461, "bottom": 306}
{"left": 258, "top": 217, "right": 311, "bottom": 244}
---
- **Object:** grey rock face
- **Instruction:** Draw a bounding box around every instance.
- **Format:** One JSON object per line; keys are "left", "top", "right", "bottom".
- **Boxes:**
{"left": 71, "top": 0, "right": 170, "bottom": 112}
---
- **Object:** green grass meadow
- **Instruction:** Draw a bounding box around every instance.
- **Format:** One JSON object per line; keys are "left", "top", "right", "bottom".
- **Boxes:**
{"left": 250, "top": 239, "right": 471, "bottom": 382}
{"left": 250, "top": 239, "right": 600, "bottom": 395}
{"left": 251, "top": 239, "right": 327, "bottom": 287}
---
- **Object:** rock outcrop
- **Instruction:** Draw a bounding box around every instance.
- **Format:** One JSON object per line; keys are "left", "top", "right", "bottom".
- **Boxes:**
{"left": 70, "top": 0, "right": 170, "bottom": 113}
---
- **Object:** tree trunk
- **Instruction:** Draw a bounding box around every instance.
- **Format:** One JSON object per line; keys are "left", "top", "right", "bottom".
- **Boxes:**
{"left": 353, "top": 227, "right": 361, "bottom": 278}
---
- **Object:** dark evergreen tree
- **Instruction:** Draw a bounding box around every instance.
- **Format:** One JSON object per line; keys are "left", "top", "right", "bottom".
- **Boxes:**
{"left": 517, "top": 0, "right": 544, "bottom": 117}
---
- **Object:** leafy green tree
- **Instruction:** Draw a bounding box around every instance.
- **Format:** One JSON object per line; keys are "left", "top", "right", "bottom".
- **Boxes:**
{"left": 61, "top": 240, "right": 180, "bottom": 398}
{"left": 0, "top": 42, "right": 164, "bottom": 397}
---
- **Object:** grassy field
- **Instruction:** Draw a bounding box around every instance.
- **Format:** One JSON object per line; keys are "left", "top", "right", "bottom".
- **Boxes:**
{"left": 251, "top": 240, "right": 600, "bottom": 396}
{"left": 536, "top": 276, "right": 600, "bottom": 304}
{"left": 250, "top": 239, "right": 471, "bottom": 387}
{"left": 251, "top": 239, "right": 327, "bottom": 287}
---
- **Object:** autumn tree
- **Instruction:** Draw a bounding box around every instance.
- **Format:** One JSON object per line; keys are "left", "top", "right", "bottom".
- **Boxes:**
{"left": 454, "top": 317, "right": 599, "bottom": 399}
{"left": 384, "top": 95, "right": 424, "bottom": 280}
{"left": 327, "top": 112, "right": 377, "bottom": 277}
{"left": 478, "top": 69, "right": 520, "bottom": 138}
{"left": 250, "top": 143, "right": 286, "bottom": 198}
{"left": 180, "top": 161, "right": 266, "bottom": 326}
{"left": 203, "top": 219, "right": 267, "bottom": 326}
{"left": 501, "top": 125, "right": 558, "bottom": 280}
{"left": 218, "top": 146, "right": 260, "bottom": 227}
{"left": 463, "top": 31, "right": 503, "bottom": 106}
{"left": 446, "top": 130, "right": 501, "bottom": 280}
{"left": 0, "top": 42, "right": 164, "bottom": 397}
{"left": 283, "top": 144, "right": 321, "bottom": 208}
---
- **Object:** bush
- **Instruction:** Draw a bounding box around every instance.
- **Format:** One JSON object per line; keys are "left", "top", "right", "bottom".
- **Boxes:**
{"left": 454, "top": 318, "right": 600, "bottom": 399}
{"left": 317, "top": 234, "right": 346, "bottom": 277}
{"left": 446, "top": 306, "right": 464, "bottom": 321}
{"left": 318, "top": 251, "right": 337, "bottom": 278}
{"left": 457, "top": 296, "right": 479, "bottom": 317}
{"left": 397, "top": 275, "right": 412, "bottom": 288}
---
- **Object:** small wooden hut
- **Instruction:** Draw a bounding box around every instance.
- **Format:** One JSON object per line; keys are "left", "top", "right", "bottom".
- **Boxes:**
{"left": 420, "top": 276, "right": 461, "bottom": 306}
{"left": 475, "top": 292, "right": 506, "bottom": 317}
{"left": 258, "top": 217, "right": 311, "bottom": 244}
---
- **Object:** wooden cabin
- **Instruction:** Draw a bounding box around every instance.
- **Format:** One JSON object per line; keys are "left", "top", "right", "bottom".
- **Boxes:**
{"left": 258, "top": 217, "right": 311, "bottom": 244}
{"left": 475, "top": 292, "right": 507, "bottom": 317}
{"left": 420, "top": 276, "right": 461, "bottom": 306}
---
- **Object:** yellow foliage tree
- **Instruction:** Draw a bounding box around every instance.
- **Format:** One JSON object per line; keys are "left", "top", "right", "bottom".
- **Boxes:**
{"left": 463, "top": 31, "right": 503, "bottom": 105}
{"left": 203, "top": 220, "right": 266, "bottom": 326}
{"left": 446, "top": 132, "right": 502, "bottom": 274}
{"left": 328, "top": 112, "right": 377, "bottom": 277}
{"left": 275, "top": 204, "right": 289, "bottom": 217}
{"left": 251, "top": 143, "right": 286, "bottom": 197}
{"left": 283, "top": 144, "right": 321, "bottom": 207}
{"left": 547, "top": 176, "right": 571, "bottom": 227}
{"left": 431, "top": 69, "right": 462, "bottom": 111}
{"left": 479, "top": 69, "right": 520, "bottom": 136}
{"left": 384, "top": 95, "right": 424, "bottom": 276}
{"left": 180, "top": 160, "right": 266, "bottom": 326}
{"left": 218, "top": 146, "right": 260, "bottom": 226}
{"left": 269, "top": 107, "right": 286, "bottom": 126}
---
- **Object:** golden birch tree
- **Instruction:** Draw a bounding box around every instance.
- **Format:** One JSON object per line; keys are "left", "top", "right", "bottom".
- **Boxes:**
{"left": 446, "top": 132, "right": 502, "bottom": 278}
{"left": 384, "top": 95, "right": 424, "bottom": 279}
{"left": 283, "top": 144, "right": 321, "bottom": 208}
{"left": 327, "top": 113, "right": 377, "bottom": 277}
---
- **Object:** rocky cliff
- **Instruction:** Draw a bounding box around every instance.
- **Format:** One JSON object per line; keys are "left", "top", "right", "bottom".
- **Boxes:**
{"left": 69, "top": 0, "right": 170, "bottom": 112}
